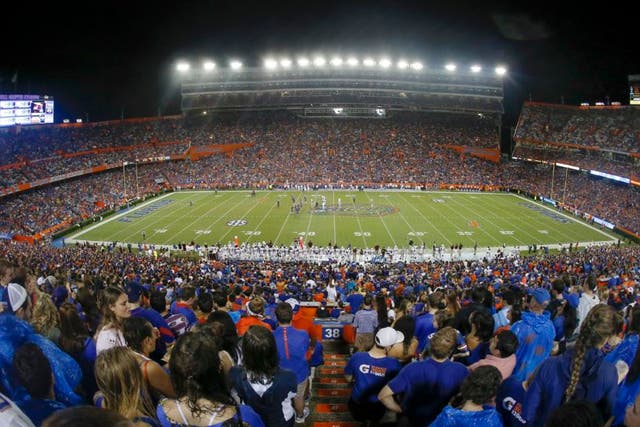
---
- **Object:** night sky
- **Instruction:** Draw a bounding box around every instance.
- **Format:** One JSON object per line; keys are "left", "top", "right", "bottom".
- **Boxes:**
{"left": 2, "top": 1, "right": 638, "bottom": 124}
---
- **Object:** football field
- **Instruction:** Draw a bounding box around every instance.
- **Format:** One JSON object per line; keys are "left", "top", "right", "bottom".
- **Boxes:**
{"left": 68, "top": 190, "right": 616, "bottom": 250}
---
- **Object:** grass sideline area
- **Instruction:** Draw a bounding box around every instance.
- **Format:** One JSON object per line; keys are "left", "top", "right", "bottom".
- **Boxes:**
{"left": 67, "top": 190, "right": 616, "bottom": 251}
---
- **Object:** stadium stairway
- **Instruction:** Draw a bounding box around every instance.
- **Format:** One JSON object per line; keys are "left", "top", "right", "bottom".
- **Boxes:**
{"left": 305, "top": 339, "right": 358, "bottom": 427}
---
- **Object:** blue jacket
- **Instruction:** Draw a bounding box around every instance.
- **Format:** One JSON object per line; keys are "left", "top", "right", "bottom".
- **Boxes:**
{"left": 429, "top": 405, "right": 504, "bottom": 427}
{"left": 511, "top": 311, "right": 555, "bottom": 381}
{"left": 523, "top": 348, "right": 618, "bottom": 427}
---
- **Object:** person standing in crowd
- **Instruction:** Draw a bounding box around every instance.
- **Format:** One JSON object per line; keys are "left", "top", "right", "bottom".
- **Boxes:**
{"left": 12, "top": 343, "right": 67, "bottom": 426}
{"left": 95, "top": 287, "right": 130, "bottom": 354}
{"left": 353, "top": 294, "right": 378, "bottom": 352}
{"left": 230, "top": 325, "right": 297, "bottom": 427}
{"left": 577, "top": 274, "right": 600, "bottom": 332}
{"left": 510, "top": 288, "right": 555, "bottom": 382}
{"left": 122, "top": 317, "right": 176, "bottom": 401}
{"left": 94, "top": 347, "right": 158, "bottom": 427}
{"left": 378, "top": 326, "right": 469, "bottom": 426}
{"left": 429, "top": 365, "right": 504, "bottom": 427}
{"left": 469, "top": 329, "right": 519, "bottom": 381}
{"left": 523, "top": 304, "right": 618, "bottom": 426}
{"left": 273, "top": 302, "right": 310, "bottom": 424}
{"left": 236, "top": 297, "right": 272, "bottom": 337}
{"left": 157, "top": 332, "right": 264, "bottom": 426}
{"left": 345, "top": 327, "right": 403, "bottom": 424}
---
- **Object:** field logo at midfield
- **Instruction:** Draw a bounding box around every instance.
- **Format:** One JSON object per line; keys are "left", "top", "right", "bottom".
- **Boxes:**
{"left": 311, "top": 204, "right": 398, "bottom": 217}
{"left": 227, "top": 220, "right": 247, "bottom": 227}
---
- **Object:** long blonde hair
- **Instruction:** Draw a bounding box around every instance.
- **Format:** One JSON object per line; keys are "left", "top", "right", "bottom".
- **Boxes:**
{"left": 31, "top": 292, "right": 60, "bottom": 336}
{"left": 95, "top": 346, "right": 155, "bottom": 420}
{"left": 564, "top": 304, "right": 617, "bottom": 402}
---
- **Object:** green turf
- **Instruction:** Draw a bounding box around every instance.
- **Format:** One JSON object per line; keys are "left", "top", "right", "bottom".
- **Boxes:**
{"left": 69, "top": 190, "right": 616, "bottom": 249}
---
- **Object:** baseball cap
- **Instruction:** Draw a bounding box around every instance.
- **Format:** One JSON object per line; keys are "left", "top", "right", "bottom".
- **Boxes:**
{"left": 2, "top": 283, "right": 28, "bottom": 313}
{"left": 126, "top": 281, "right": 144, "bottom": 303}
{"left": 375, "top": 327, "right": 405, "bottom": 347}
{"left": 528, "top": 287, "right": 551, "bottom": 305}
{"left": 285, "top": 298, "right": 300, "bottom": 312}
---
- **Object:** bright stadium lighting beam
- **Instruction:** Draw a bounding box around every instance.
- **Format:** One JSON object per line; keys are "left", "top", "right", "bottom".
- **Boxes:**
{"left": 410, "top": 61, "right": 423, "bottom": 70}
{"left": 347, "top": 57, "right": 359, "bottom": 66}
{"left": 264, "top": 58, "right": 278, "bottom": 70}
{"left": 280, "top": 58, "right": 292, "bottom": 68}
{"left": 445, "top": 63, "right": 457, "bottom": 71}
{"left": 330, "top": 57, "right": 343, "bottom": 66}
{"left": 397, "top": 60, "right": 409, "bottom": 69}
{"left": 202, "top": 61, "right": 216, "bottom": 71}
{"left": 495, "top": 66, "right": 507, "bottom": 76}
{"left": 470, "top": 64, "right": 482, "bottom": 73}
{"left": 176, "top": 62, "right": 190, "bottom": 72}
{"left": 379, "top": 58, "right": 392, "bottom": 68}
{"left": 230, "top": 60, "right": 243, "bottom": 70}
{"left": 313, "top": 56, "right": 326, "bottom": 67}
{"left": 297, "top": 57, "right": 310, "bottom": 67}
{"left": 363, "top": 57, "right": 376, "bottom": 67}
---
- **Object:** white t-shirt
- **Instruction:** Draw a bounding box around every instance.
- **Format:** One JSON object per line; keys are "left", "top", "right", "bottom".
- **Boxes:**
{"left": 0, "top": 392, "right": 35, "bottom": 427}
{"left": 96, "top": 327, "right": 126, "bottom": 354}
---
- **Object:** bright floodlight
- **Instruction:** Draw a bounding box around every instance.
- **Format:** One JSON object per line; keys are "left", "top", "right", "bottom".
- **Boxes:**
{"left": 333, "top": 108, "right": 343, "bottom": 114}
{"left": 280, "top": 58, "right": 292, "bottom": 68}
{"left": 397, "top": 60, "right": 409, "bottom": 69}
{"left": 202, "top": 61, "right": 216, "bottom": 71}
{"left": 176, "top": 62, "right": 190, "bottom": 72}
{"left": 410, "top": 61, "right": 423, "bottom": 70}
{"left": 363, "top": 57, "right": 376, "bottom": 67}
{"left": 445, "top": 63, "right": 457, "bottom": 71}
{"left": 230, "top": 60, "right": 243, "bottom": 70}
{"left": 347, "top": 57, "right": 359, "bottom": 66}
{"left": 297, "top": 57, "right": 310, "bottom": 67}
{"left": 313, "top": 57, "right": 326, "bottom": 67}
{"left": 379, "top": 58, "right": 391, "bottom": 68}
{"left": 264, "top": 58, "right": 278, "bottom": 70}
{"left": 495, "top": 66, "right": 507, "bottom": 76}
{"left": 470, "top": 65, "right": 482, "bottom": 73}
{"left": 330, "top": 57, "right": 343, "bottom": 66}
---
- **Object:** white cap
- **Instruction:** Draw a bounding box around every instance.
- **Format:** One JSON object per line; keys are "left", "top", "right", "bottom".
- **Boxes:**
{"left": 4, "top": 283, "right": 27, "bottom": 312}
{"left": 375, "top": 327, "right": 405, "bottom": 347}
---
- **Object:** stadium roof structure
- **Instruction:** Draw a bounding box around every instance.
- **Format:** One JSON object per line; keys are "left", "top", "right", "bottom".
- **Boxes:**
{"left": 176, "top": 59, "right": 505, "bottom": 117}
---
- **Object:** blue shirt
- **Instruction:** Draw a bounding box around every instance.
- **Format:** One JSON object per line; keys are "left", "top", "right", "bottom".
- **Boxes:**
{"left": 415, "top": 312, "right": 436, "bottom": 354}
{"left": 344, "top": 352, "right": 402, "bottom": 404}
{"left": 229, "top": 367, "right": 297, "bottom": 427}
{"left": 429, "top": 405, "right": 504, "bottom": 427}
{"left": 273, "top": 326, "right": 310, "bottom": 384}
{"left": 496, "top": 376, "right": 527, "bottom": 427}
{"left": 387, "top": 358, "right": 469, "bottom": 426}
{"left": 17, "top": 398, "right": 66, "bottom": 427}
{"left": 346, "top": 294, "right": 364, "bottom": 313}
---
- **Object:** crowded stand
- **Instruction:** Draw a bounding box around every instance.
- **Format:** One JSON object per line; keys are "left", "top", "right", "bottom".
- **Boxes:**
{"left": 1, "top": 109, "right": 639, "bottom": 239}
{"left": 1, "top": 238, "right": 640, "bottom": 426}
{"left": 515, "top": 103, "right": 640, "bottom": 154}
{"left": 512, "top": 144, "right": 639, "bottom": 179}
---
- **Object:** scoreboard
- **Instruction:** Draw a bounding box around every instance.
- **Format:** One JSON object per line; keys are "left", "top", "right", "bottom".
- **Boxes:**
{"left": 0, "top": 94, "right": 54, "bottom": 127}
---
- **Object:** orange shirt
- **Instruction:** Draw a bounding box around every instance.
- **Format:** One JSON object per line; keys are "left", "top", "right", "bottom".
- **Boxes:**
{"left": 236, "top": 316, "right": 272, "bottom": 336}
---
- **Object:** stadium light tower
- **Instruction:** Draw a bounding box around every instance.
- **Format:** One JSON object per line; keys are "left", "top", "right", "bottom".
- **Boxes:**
{"left": 280, "top": 58, "right": 292, "bottom": 68}
{"left": 397, "top": 60, "right": 409, "bottom": 70}
{"left": 379, "top": 58, "right": 392, "bottom": 68}
{"left": 347, "top": 57, "right": 359, "bottom": 67}
{"left": 313, "top": 56, "right": 326, "bottom": 67}
{"left": 230, "top": 60, "right": 243, "bottom": 70}
{"left": 495, "top": 66, "right": 507, "bottom": 76}
{"left": 264, "top": 58, "right": 278, "bottom": 70}
{"left": 470, "top": 64, "right": 482, "bottom": 73}
{"left": 363, "top": 57, "right": 376, "bottom": 67}
{"left": 202, "top": 61, "right": 216, "bottom": 72}
{"left": 330, "top": 57, "right": 343, "bottom": 67}
{"left": 410, "top": 61, "right": 423, "bottom": 70}
{"left": 445, "top": 63, "right": 457, "bottom": 72}
{"left": 297, "top": 57, "right": 310, "bottom": 67}
{"left": 176, "top": 61, "right": 190, "bottom": 72}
